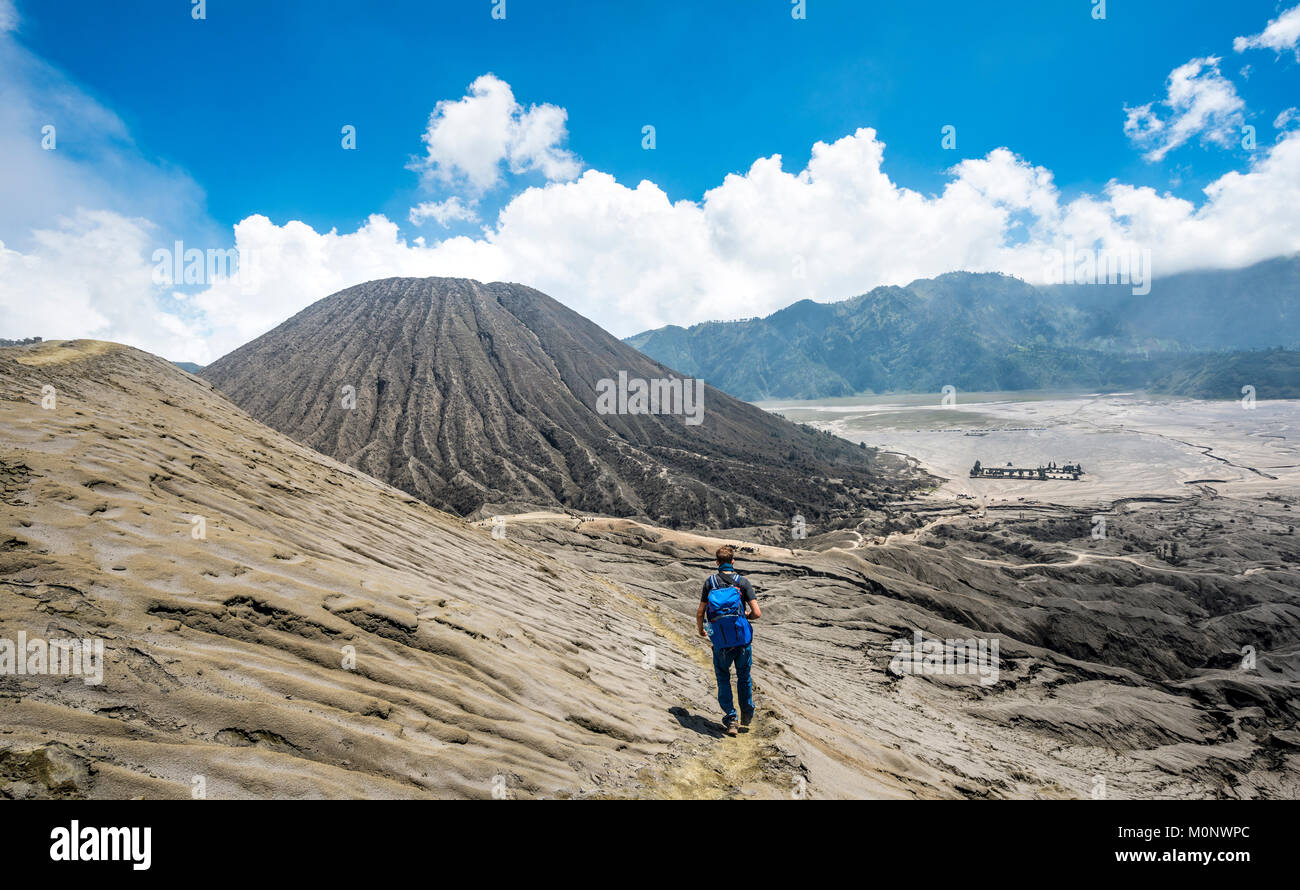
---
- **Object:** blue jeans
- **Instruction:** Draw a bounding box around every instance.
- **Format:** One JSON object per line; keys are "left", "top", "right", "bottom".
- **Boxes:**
{"left": 712, "top": 643, "right": 753, "bottom": 722}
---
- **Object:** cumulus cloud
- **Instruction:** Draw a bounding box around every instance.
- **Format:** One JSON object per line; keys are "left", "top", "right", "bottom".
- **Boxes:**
{"left": 408, "top": 74, "right": 581, "bottom": 197}
{"left": 181, "top": 127, "right": 1300, "bottom": 358}
{"left": 7, "top": 68, "right": 1300, "bottom": 364}
{"left": 1124, "top": 56, "right": 1247, "bottom": 162}
{"left": 409, "top": 196, "right": 480, "bottom": 227}
{"left": 1234, "top": 3, "right": 1300, "bottom": 57}
{"left": 0, "top": 209, "right": 209, "bottom": 359}
{"left": 191, "top": 214, "right": 470, "bottom": 357}
{"left": 0, "top": 18, "right": 215, "bottom": 357}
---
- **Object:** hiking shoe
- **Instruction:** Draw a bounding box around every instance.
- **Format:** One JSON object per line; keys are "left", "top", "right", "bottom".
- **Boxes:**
{"left": 725, "top": 720, "right": 739, "bottom": 737}
{"left": 740, "top": 711, "right": 754, "bottom": 727}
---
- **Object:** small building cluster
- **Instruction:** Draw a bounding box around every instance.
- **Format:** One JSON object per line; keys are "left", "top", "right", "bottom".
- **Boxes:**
{"left": 969, "top": 460, "right": 1084, "bottom": 481}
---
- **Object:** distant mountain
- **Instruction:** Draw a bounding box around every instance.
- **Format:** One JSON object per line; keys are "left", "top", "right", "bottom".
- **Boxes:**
{"left": 1148, "top": 348, "right": 1300, "bottom": 399}
{"left": 202, "top": 278, "right": 921, "bottom": 527}
{"left": 172, "top": 361, "right": 204, "bottom": 373}
{"left": 627, "top": 272, "right": 1109, "bottom": 399}
{"left": 626, "top": 256, "right": 1300, "bottom": 400}
{"left": 1043, "top": 254, "right": 1300, "bottom": 351}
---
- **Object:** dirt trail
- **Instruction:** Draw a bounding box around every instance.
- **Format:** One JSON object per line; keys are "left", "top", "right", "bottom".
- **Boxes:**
{"left": 7, "top": 342, "right": 1297, "bottom": 799}
{"left": 0, "top": 343, "right": 731, "bottom": 799}
{"left": 590, "top": 576, "right": 801, "bottom": 800}
{"left": 9, "top": 339, "right": 122, "bottom": 366}
{"left": 504, "top": 495, "right": 1300, "bottom": 800}
{"left": 875, "top": 510, "right": 967, "bottom": 547}
{"left": 959, "top": 550, "right": 1215, "bottom": 575}
{"left": 475, "top": 513, "right": 809, "bottom": 563}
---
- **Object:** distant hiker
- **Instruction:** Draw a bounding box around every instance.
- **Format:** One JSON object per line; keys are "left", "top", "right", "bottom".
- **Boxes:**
{"left": 697, "top": 545, "right": 761, "bottom": 737}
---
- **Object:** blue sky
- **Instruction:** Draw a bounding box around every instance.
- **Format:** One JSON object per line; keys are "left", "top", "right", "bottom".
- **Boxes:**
{"left": 17, "top": 0, "right": 1297, "bottom": 229}
{"left": 2, "top": 0, "right": 1300, "bottom": 360}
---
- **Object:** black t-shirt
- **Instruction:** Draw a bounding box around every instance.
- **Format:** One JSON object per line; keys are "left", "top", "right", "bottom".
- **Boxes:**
{"left": 701, "top": 570, "right": 756, "bottom": 603}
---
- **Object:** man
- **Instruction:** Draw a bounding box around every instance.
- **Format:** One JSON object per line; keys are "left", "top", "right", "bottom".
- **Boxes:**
{"left": 696, "top": 545, "right": 761, "bottom": 736}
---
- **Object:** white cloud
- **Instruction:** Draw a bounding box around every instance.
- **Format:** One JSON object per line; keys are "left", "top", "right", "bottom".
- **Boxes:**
{"left": 1277, "top": 107, "right": 1300, "bottom": 131}
{"left": 409, "top": 196, "right": 480, "bottom": 227}
{"left": 0, "top": 21, "right": 210, "bottom": 248}
{"left": 1124, "top": 56, "right": 1246, "bottom": 162}
{"left": 1234, "top": 3, "right": 1300, "bottom": 57}
{"left": 6, "top": 70, "right": 1300, "bottom": 364}
{"left": 183, "top": 127, "right": 1300, "bottom": 356}
{"left": 191, "top": 214, "right": 470, "bottom": 358}
{"left": 0, "top": 209, "right": 209, "bottom": 359}
{"left": 0, "top": 19, "right": 217, "bottom": 359}
{"left": 505, "top": 99, "right": 582, "bottom": 181}
{"left": 408, "top": 74, "right": 580, "bottom": 199}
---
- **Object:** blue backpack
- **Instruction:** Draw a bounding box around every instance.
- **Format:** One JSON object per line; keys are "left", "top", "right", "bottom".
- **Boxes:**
{"left": 706, "top": 574, "right": 753, "bottom": 648}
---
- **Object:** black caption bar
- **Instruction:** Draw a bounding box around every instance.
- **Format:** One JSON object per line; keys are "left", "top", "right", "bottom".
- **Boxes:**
{"left": 0, "top": 800, "right": 1282, "bottom": 877}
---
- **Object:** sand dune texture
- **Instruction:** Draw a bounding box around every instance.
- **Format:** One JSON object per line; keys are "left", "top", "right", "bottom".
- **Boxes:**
{"left": 2, "top": 341, "right": 1297, "bottom": 798}
{"left": 503, "top": 502, "right": 1300, "bottom": 799}
{"left": 0, "top": 342, "right": 763, "bottom": 798}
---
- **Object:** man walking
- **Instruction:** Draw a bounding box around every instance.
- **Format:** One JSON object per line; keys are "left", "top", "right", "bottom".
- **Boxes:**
{"left": 696, "top": 545, "right": 761, "bottom": 736}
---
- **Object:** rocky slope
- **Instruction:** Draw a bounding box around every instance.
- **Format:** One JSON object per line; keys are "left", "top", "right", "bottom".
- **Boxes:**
{"left": 201, "top": 278, "right": 921, "bottom": 527}
{"left": 0, "top": 342, "right": 733, "bottom": 798}
{"left": 507, "top": 497, "right": 1300, "bottom": 799}
{"left": 2, "top": 341, "right": 1297, "bottom": 798}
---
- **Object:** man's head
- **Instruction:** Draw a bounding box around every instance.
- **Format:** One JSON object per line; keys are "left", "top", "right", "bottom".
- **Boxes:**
{"left": 715, "top": 545, "right": 735, "bottom": 568}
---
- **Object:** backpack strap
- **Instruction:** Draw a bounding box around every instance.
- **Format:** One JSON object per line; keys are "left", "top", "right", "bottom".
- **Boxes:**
{"left": 708, "top": 572, "right": 745, "bottom": 593}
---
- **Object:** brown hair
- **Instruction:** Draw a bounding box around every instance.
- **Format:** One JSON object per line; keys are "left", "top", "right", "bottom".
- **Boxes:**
{"left": 715, "top": 545, "right": 735, "bottom": 563}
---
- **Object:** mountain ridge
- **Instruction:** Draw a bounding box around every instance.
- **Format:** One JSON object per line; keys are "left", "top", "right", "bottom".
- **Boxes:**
{"left": 626, "top": 257, "right": 1300, "bottom": 401}
{"left": 201, "top": 277, "right": 923, "bottom": 528}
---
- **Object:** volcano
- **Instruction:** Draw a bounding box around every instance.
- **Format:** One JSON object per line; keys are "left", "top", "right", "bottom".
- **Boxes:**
{"left": 201, "top": 278, "right": 920, "bottom": 526}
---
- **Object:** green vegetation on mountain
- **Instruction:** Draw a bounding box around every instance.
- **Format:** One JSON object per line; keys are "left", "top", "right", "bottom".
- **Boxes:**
{"left": 625, "top": 257, "right": 1300, "bottom": 400}
{"left": 1148, "top": 347, "right": 1300, "bottom": 400}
